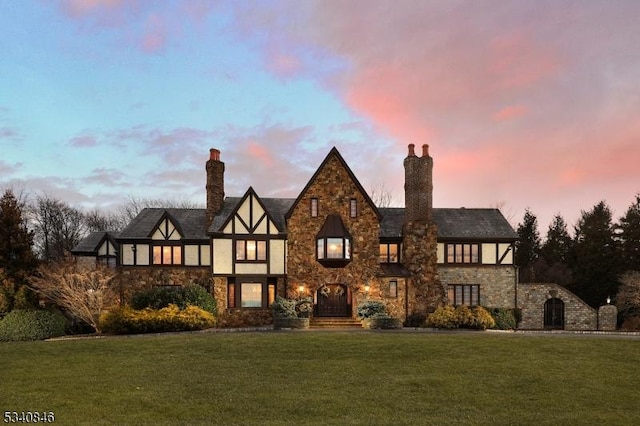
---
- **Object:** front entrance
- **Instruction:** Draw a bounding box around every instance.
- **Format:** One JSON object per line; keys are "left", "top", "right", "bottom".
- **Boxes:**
{"left": 316, "top": 284, "right": 351, "bottom": 317}
{"left": 544, "top": 298, "right": 564, "bottom": 329}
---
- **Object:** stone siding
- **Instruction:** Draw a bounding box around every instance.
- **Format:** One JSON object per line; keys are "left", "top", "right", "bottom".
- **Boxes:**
{"left": 118, "top": 266, "right": 211, "bottom": 304}
{"left": 518, "top": 283, "right": 597, "bottom": 330}
{"left": 439, "top": 265, "right": 517, "bottom": 308}
{"left": 598, "top": 304, "right": 617, "bottom": 331}
{"left": 286, "top": 154, "right": 381, "bottom": 318}
{"left": 402, "top": 221, "right": 444, "bottom": 314}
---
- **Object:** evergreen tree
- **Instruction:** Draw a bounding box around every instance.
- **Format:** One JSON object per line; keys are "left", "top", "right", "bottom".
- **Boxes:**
{"left": 535, "top": 214, "right": 574, "bottom": 286}
{"left": 618, "top": 194, "right": 640, "bottom": 272}
{"left": 0, "top": 190, "right": 37, "bottom": 290}
{"left": 515, "top": 209, "right": 541, "bottom": 282}
{"left": 572, "top": 201, "right": 620, "bottom": 307}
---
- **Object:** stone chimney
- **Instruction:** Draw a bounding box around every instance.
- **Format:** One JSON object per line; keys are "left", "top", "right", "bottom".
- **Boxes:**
{"left": 404, "top": 143, "right": 433, "bottom": 222}
{"left": 206, "top": 148, "right": 225, "bottom": 225}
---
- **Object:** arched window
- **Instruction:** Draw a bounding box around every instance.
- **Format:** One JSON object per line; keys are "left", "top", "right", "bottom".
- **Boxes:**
{"left": 544, "top": 298, "right": 564, "bottom": 329}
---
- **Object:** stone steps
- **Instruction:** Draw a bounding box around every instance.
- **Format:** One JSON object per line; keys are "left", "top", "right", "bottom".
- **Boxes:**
{"left": 310, "top": 317, "right": 363, "bottom": 329}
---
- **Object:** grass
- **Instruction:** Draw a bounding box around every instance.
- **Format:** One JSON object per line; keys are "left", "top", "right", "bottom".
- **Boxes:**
{"left": 1, "top": 331, "right": 639, "bottom": 425}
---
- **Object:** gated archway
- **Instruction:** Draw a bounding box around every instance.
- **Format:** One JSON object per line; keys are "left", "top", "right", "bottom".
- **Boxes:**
{"left": 544, "top": 298, "right": 564, "bottom": 329}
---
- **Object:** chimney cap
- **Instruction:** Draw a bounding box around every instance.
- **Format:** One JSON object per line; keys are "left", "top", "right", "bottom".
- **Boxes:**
{"left": 422, "top": 144, "right": 429, "bottom": 157}
{"left": 209, "top": 148, "right": 221, "bottom": 161}
{"left": 408, "top": 144, "right": 416, "bottom": 156}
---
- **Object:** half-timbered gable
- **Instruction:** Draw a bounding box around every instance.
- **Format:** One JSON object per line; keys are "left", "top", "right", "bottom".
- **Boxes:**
{"left": 209, "top": 188, "right": 293, "bottom": 309}
{"left": 117, "top": 208, "right": 210, "bottom": 267}
{"left": 72, "top": 231, "right": 120, "bottom": 267}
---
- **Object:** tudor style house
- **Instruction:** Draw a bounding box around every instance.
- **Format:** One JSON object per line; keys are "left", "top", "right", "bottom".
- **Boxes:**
{"left": 74, "top": 145, "right": 519, "bottom": 322}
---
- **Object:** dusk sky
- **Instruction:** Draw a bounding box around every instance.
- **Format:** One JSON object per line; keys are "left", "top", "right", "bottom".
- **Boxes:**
{"left": 1, "top": 1, "right": 639, "bottom": 234}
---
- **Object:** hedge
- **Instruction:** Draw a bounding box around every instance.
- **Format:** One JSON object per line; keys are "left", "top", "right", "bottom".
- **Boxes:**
{"left": 426, "top": 305, "right": 496, "bottom": 330}
{"left": 99, "top": 304, "right": 216, "bottom": 335}
{"left": 131, "top": 284, "right": 217, "bottom": 315}
{"left": 0, "top": 309, "right": 68, "bottom": 341}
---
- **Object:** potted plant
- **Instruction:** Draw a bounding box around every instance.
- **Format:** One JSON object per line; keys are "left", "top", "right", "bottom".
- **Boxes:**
{"left": 357, "top": 300, "right": 402, "bottom": 329}
{"left": 271, "top": 296, "right": 310, "bottom": 330}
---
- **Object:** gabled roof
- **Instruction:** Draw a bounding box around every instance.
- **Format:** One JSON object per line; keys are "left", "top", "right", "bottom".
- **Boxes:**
{"left": 71, "top": 231, "right": 120, "bottom": 255}
{"left": 285, "top": 147, "right": 381, "bottom": 220}
{"left": 379, "top": 207, "right": 517, "bottom": 241}
{"left": 208, "top": 196, "right": 295, "bottom": 234}
{"left": 118, "top": 208, "right": 208, "bottom": 240}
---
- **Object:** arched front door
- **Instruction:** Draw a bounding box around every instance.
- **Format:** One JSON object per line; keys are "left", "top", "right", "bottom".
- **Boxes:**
{"left": 544, "top": 298, "right": 564, "bottom": 329}
{"left": 316, "top": 284, "right": 351, "bottom": 317}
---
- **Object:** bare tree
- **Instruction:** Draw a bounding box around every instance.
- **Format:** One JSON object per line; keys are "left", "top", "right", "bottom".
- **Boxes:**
{"left": 30, "top": 196, "right": 87, "bottom": 261}
{"left": 114, "top": 195, "right": 203, "bottom": 227}
{"left": 369, "top": 184, "right": 397, "bottom": 208}
{"left": 28, "top": 259, "right": 117, "bottom": 333}
{"left": 84, "top": 209, "right": 124, "bottom": 233}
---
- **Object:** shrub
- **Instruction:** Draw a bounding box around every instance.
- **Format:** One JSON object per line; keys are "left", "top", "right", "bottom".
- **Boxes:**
{"left": 0, "top": 287, "right": 13, "bottom": 316}
{"left": 13, "top": 285, "right": 39, "bottom": 310}
{"left": 426, "top": 306, "right": 495, "bottom": 330}
{"left": 404, "top": 312, "right": 427, "bottom": 327}
{"left": 295, "top": 298, "right": 313, "bottom": 317}
{"left": 620, "top": 316, "right": 640, "bottom": 331}
{"left": 0, "top": 309, "right": 68, "bottom": 341}
{"left": 99, "top": 304, "right": 215, "bottom": 335}
{"left": 426, "top": 305, "right": 458, "bottom": 328}
{"left": 271, "top": 296, "right": 297, "bottom": 319}
{"left": 356, "top": 300, "right": 387, "bottom": 319}
{"left": 131, "top": 284, "right": 217, "bottom": 314}
{"left": 487, "top": 308, "right": 518, "bottom": 330}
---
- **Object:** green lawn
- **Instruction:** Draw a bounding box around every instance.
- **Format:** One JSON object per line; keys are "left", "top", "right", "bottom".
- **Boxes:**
{"left": 1, "top": 331, "right": 639, "bottom": 425}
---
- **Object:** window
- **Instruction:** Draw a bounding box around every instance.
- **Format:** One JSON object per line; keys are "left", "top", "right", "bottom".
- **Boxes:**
{"left": 350, "top": 198, "right": 357, "bottom": 218}
{"left": 445, "top": 243, "right": 480, "bottom": 264}
{"left": 316, "top": 214, "right": 352, "bottom": 267}
{"left": 379, "top": 243, "right": 400, "bottom": 263}
{"left": 152, "top": 245, "right": 182, "bottom": 265}
{"left": 236, "top": 240, "right": 267, "bottom": 261}
{"left": 389, "top": 280, "right": 398, "bottom": 298}
{"left": 447, "top": 285, "right": 480, "bottom": 306}
{"left": 268, "top": 284, "right": 276, "bottom": 306}
{"left": 227, "top": 282, "right": 236, "bottom": 308}
{"left": 310, "top": 198, "right": 318, "bottom": 217}
{"left": 241, "top": 283, "right": 262, "bottom": 308}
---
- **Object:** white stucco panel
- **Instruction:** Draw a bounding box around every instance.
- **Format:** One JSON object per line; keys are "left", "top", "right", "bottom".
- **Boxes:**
{"left": 213, "top": 239, "right": 233, "bottom": 274}
{"left": 200, "top": 245, "right": 211, "bottom": 266}
{"left": 436, "top": 243, "right": 445, "bottom": 264}
{"left": 235, "top": 263, "right": 268, "bottom": 275}
{"left": 498, "top": 243, "right": 513, "bottom": 264}
{"left": 136, "top": 244, "right": 150, "bottom": 265}
{"left": 184, "top": 245, "right": 199, "bottom": 266}
{"left": 482, "top": 243, "right": 497, "bottom": 264}
{"left": 269, "top": 239, "right": 285, "bottom": 274}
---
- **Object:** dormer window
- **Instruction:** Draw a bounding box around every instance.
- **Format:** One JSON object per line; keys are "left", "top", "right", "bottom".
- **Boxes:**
{"left": 316, "top": 214, "right": 352, "bottom": 267}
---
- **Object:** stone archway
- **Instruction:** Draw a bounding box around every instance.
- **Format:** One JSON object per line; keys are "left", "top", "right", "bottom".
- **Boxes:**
{"left": 544, "top": 298, "right": 564, "bottom": 329}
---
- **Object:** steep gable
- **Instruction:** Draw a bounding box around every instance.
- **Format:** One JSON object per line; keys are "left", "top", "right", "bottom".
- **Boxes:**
{"left": 217, "top": 187, "right": 282, "bottom": 236}
{"left": 285, "top": 147, "right": 381, "bottom": 220}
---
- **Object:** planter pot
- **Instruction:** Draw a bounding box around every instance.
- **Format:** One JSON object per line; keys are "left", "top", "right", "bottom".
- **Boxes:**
{"left": 273, "top": 317, "right": 310, "bottom": 330}
{"left": 362, "top": 317, "right": 403, "bottom": 330}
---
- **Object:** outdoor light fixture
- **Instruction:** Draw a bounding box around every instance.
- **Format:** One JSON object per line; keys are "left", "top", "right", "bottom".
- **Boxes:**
{"left": 606, "top": 296, "right": 611, "bottom": 304}
{"left": 298, "top": 285, "right": 305, "bottom": 293}
{"left": 364, "top": 284, "right": 370, "bottom": 293}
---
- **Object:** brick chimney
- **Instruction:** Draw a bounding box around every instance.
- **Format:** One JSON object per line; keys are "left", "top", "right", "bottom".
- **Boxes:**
{"left": 404, "top": 143, "right": 433, "bottom": 222}
{"left": 206, "top": 148, "right": 225, "bottom": 225}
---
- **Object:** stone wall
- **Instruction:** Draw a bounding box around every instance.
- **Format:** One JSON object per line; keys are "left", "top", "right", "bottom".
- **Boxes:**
{"left": 598, "top": 304, "right": 618, "bottom": 331}
{"left": 402, "top": 221, "right": 444, "bottom": 314}
{"left": 439, "top": 265, "right": 517, "bottom": 308}
{"left": 286, "top": 153, "right": 381, "bottom": 318}
{"left": 118, "top": 266, "right": 211, "bottom": 304}
{"left": 518, "top": 283, "right": 597, "bottom": 330}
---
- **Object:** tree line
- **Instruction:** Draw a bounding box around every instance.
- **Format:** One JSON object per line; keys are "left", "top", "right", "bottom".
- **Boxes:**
{"left": 515, "top": 195, "right": 640, "bottom": 319}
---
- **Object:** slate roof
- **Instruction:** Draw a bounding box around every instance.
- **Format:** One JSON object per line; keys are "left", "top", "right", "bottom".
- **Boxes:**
{"left": 118, "top": 208, "right": 209, "bottom": 240}
{"left": 379, "top": 207, "right": 517, "bottom": 241}
{"left": 71, "top": 231, "right": 120, "bottom": 255}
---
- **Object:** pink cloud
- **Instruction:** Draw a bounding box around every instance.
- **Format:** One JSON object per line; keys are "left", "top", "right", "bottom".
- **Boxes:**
{"left": 265, "top": 50, "right": 303, "bottom": 77}
{"left": 141, "top": 13, "right": 168, "bottom": 53}
{"left": 492, "top": 105, "right": 529, "bottom": 122}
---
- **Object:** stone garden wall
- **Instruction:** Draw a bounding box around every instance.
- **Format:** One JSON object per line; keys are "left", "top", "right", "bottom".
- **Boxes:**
{"left": 518, "top": 283, "right": 597, "bottom": 330}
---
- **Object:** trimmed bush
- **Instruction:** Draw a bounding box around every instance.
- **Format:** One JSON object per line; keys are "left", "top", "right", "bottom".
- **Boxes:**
{"left": 426, "top": 305, "right": 495, "bottom": 330}
{"left": 356, "top": 300, "right": 387, "bottom": 319}
{"left": 487, "top": 308, "right": 518, "bottom": 330}
{"left": 0, "top": 309, "right": 68, "bottom": 341}
{"left": 404, "top": 312, "right": 427, "bottom": 327}
{"left": 99, "top": 304, "right": 215, "bottom": 335}
{"left": 271, "top": 296, "right": 297, "bottom": 319}
{"left": 131, "top": 284, "right": 217, "bottom": 314}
